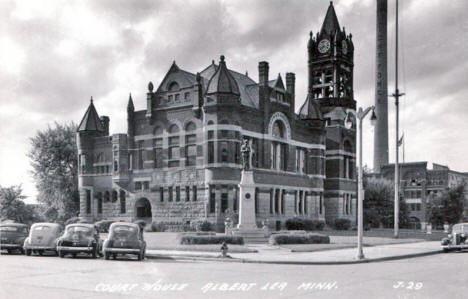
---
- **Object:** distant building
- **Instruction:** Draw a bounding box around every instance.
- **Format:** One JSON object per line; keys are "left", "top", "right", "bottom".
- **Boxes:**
{"left": 76, "top": 2, "right": 357, "bottom": 230}
{"left": 379, "top": 162, "right": 468, "bottom": 228}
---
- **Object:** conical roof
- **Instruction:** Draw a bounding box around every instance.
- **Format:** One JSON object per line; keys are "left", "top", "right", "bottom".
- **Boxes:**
{"left": 77, "top": 98, "right": 104, "bottom": 132}
{"left": 320, "top": 1, "right": 341, "bottom": 36}
{"left": 206, "top": 55, "right": 240, "bottom": 95}
{"left": 299, "top": 94, "right": 323, "bottom": 120}
{"left": 127, "top": 93, "right": 134, "bottom": 112}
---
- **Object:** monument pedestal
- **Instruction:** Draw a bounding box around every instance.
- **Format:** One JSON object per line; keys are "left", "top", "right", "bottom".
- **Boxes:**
{"left": 231, "top": 170, "right": 269, "bottom": 243}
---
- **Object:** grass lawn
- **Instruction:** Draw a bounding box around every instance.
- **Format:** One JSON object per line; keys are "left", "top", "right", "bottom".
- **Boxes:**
{"left": 100, "top": 232, "right": 256, "bottom": 253}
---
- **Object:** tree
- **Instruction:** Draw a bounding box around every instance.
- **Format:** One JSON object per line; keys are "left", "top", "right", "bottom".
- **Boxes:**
{"left": 0, "top": 185, "right": 41, "bottom": 224}
{"left": 427, "top": 184, "right": 465, "bottom": 226}
{"left": 28, "top": 122, "right": 79, "bottom": 221}
{"left": 363, "top": 176, "right": 409, "bottom": 229}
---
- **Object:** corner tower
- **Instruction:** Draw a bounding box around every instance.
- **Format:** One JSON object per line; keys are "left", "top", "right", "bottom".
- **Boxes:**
{"left": 308, "top": 1, "right": 357, "bottom": 225}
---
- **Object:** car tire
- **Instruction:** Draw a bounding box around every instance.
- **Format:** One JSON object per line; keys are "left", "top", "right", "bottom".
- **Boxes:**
{"left": 137, "top": 251, "right": 143, "bottom": 261}
{"left": 54, "top": 250, "right": 59, "bottom": 256}
{"left": 38, "top": 250, "right": 43, "bottom": 256}
{"left": 443, "top": 248, "right": 449, "bottom": 253}
{"left": 112, "top": 254, "right": 117, "bottom": 260}
{"left": 25, "top": 249, "right": 32, "bottom": 256}
{"left": 20, "top": 248, "right": 25, "bottom": 255}
{"left": 72, "top": 253, "right": 76, "bottom": 258}
{"left": 59, "top": 251, "right": 65, "bottom": 258}
{"left": 6, "top": 249, "right": 12, "bottom": 254}
{"left": 104, "top": 252, "right": 110, "bottom": 260}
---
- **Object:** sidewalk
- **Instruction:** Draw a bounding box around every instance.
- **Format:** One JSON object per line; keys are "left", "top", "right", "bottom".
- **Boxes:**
{"left": 146, "top": 241, "right": 442, "bottom": 265}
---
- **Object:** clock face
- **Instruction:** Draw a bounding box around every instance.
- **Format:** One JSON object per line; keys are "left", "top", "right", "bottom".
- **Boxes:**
{"left": 342, "top": 41, "right": 348, "bottom": 54}
{"left": 318, "top": 39, "right": 330, "bottom": 54}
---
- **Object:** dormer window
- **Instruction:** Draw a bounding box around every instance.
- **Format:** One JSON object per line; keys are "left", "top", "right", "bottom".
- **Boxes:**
{"left": 276, "top": 92, "right": 284, "bottom": 102}
{"left": 168, "top": 82, "right": 180, "bottom": 92}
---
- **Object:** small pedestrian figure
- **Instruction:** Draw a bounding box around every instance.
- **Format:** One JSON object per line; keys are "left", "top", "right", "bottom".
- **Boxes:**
{"left": 220, "top": 241, "right": 230, "bottom": 258}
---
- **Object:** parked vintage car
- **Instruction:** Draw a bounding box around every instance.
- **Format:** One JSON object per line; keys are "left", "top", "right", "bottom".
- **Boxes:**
{"left": 56, "top": 223, "right": 102, "bottom": 258}
{"left": 102, "top": 222, "right": 146, "bottom": 260}
{"left": 23, "top": 223, "right": 62, "bottom": 256}
{"left": 441, "top": 223, "right": 468, "bottom": 252}
{"left": 0, "top": 223, "right": 29, "bottom": 254}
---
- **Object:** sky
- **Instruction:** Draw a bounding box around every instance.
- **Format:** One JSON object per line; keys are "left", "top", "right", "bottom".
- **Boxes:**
{"left": 1, "top": 0, "right": 467, "bottom": 204}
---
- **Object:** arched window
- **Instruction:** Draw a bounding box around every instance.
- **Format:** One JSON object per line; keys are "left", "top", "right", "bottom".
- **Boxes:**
{"left": 168, "top": 82, "right": 180, "bottom": 92}
{"left": 120, "top": 190, "right": 126, "bottom": 214}
{"left": 271, "top": 120, "right": 287, "bottom": 171}
{"left": 343, "top": 140, "right": 354, "bottom": 179}
{"left": 112, "top": 190, "right": 118, "bottom": 202}
{"left": 153, "top": 126, "right": 163, "bottom": 135}
{"left": 272, "top": 121, "right": 285, "bottom": 139}
{"left": 185, "top": 122, "right": 196, "bottom": 132}
{"left": 168, "top": 124, "right": 180, "bottom": 134}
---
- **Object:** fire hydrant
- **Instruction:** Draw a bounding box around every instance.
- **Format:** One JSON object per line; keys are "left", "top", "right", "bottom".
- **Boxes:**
{"left": 220, "top": 241, "right": 229, "bottom": 258}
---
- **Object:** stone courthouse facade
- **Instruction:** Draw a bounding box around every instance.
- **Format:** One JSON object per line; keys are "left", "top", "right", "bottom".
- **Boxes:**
{"left": 77, "top": 2, "right": 357, "bottom": 230}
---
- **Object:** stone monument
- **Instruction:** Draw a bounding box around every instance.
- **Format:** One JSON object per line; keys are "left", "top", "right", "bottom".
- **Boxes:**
{"left": 231, "top": 138, "right": 268, "bottom": 242}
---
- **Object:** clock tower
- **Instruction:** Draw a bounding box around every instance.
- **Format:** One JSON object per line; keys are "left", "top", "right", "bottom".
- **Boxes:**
{"left": 306, "top": 1, "right": 357, "bottom": 225}
{"left": 308, "top": 1, "right": 355, "bottom": 114}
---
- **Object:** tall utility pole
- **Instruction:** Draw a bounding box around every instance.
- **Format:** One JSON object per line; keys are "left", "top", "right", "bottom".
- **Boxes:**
{"left": 392, "top": 0, "right": 404, "bottom": 238}
{"left": 374, "top": 0, "right": 389, "bottom": 173}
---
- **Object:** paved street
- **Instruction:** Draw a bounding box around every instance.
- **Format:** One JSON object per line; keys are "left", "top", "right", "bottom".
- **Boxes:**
{"left": 1, "top": 251, "right": 467, "bottom": 299}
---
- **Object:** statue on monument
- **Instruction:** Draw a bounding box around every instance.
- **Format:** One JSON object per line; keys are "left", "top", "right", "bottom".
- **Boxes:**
{"left": 241, "top": 138, "right": 251, "bottom": 171}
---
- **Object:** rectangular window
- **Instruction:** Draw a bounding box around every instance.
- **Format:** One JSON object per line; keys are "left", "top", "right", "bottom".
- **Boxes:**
{"left": 220, "top": 141, "right": 228, "bottom": 162}
{"left": 221, "top": 193, "right": 228, "bottom": 213}
{"left": 304, "top": 192, "right": 308, "bottom": 214}
{"left": 168, "top": 160, "right": 180, "bottom": 168}
{"left": 220, "top": 130, "right": 228, "bottom": 138}
{"left": 208, "top": 130, "right": 214, "bottom": 140}
{"left": 184, "top": 92, "right": 190, "bottom": 100}
{"left": 86, "top": 190, "right": 91, "bottom": 214}
{"left": 153, "top": 138, "right": 163, "bottom": 147}
{"left": 143, "top": 181, "right": 149, "bottom": 190}
{"left": 185, "top": 186, "right": 190, "bottom": 202}
{"left": 135, "top": 182, "right": 142, "bottom": 190}
{"left": 209, "top": 187, "right": 216, "bottom": 213}
{"left": 254, "top": 188, "right": 258, "bottom": 214}
{"left": 138, "top": 141, "right": 144, "bottom": 169}
{"left": 175, "top": 94, "right": 180, "bottom": 101}
{"left": 160, "top": 187, "right": 164, "bottom": 202}
{"left": 176, "top": 186, "right": 180, "bottom": 202}
{"left": 319, "top": 193, "right": 323, "bottom": 215}
{"left": 168, "top": 95, "right": 173, "bottom": 102}
{"left": 185, "top": 135, "right": 197, "bottom": 167}
{"left": 270, "top": 189, "right": 274, "bottom": 214}
{"left": 281, "top": 190, "right": 285, "bottom": 214}
{"left": 208, "top": 141, "right": 214, "bottom": 163}
{"left": 192, "top": 186, "right": 197, "bottom": 201}
{"left": 169, "top": 147, "right": 180, "bottom": 159}
{"left": 252, "top": 138, "right": 258, "bottom": 167}
{"left": 168, "top": 186, "right": 173, "bottom": 202}
{"left": 186, "top": 134, "right": 196, "bottom": 144}
{"left": 235, "top": 142, "right": 240, "bottom": 164}
{"left": 154, "top": 148, "right": 163, "bottom": 168}
{"left": 169, "top": 136, "right": 179, "bottom": 146}
{"left": 275, "top": 189, "right": 280, "bottom": 214}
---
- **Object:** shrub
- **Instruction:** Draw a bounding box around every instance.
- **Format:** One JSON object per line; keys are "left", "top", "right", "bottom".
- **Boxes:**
{"left": 269, "top": 233, "right": 330, "bottom": 245}
{"left": 95, "top": 220, "right": 115, "bottom": 233}
{"left": 150, "top": 221, "right": 167, "bottom": 232}
{"left": 194, "top": 220, "right": 214, "bottom": 232}
{"left": 334, "top": 218, "right": 351, "bottom": 230}
{"left": 64, "top": 216, "right": 81, "bottom": 226}
{"left": 285, "top": 218, "right": 325, "bottom": 231}
{"left": 178, "top": 235, "right": 244, "bottom": 245}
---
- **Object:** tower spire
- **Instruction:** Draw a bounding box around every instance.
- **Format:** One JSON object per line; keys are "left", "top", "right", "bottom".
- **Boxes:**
{"left": 320, "top": 1, "right": 341, "bottom": 36}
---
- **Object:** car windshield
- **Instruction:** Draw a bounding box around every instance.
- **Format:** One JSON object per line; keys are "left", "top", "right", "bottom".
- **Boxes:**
{"left": 111, "top": 225, "right": 138, "bottom": 239}
{"left": 65, "top": 226, "right": 92, "bottom": 236}
{"left": 0, "top": 226, "right": 27, "bottom": 233}
{"left": 452, "top": 224, "right": 468, "bottom": 233}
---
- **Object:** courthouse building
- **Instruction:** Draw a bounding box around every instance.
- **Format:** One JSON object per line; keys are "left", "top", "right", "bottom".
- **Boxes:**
{"left": 77, "top": 2, "right": 357, "bottom": 230}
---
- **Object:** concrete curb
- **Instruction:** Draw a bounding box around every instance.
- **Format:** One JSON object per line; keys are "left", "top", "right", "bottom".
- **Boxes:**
{"left": 145, "top": 249, "right": 443, "bottom": 265}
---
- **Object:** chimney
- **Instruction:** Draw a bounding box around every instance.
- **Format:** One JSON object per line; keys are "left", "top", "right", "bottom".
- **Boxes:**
{"left": 100, "top": 116, "right": 109, "bottom": 136}
{"left": 258, "top": 61, "right": 269, "bottom": 86}
{"left": 286, "top": 72, "right": 295, "bottom": 101}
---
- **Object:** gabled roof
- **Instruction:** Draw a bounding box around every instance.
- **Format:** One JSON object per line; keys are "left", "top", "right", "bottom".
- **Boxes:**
{"left": 320, "top": 1, "right": 341, "bottom": 36}
{"left": 206, "top": 55, "right": 240, "bottom": 95}
{"left": 77, "top": 98, "right": 104, "bottom": 132}
{"left": 268, "top": 74, "right": 285, "bottom": 90}
{"left": 155, "top": 61, "right": 197, "bottom": 93}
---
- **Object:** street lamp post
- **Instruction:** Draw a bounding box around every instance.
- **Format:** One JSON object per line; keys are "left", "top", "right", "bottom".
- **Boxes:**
{"left": 346, "top": 106, "right": 377, "bottom": 260}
